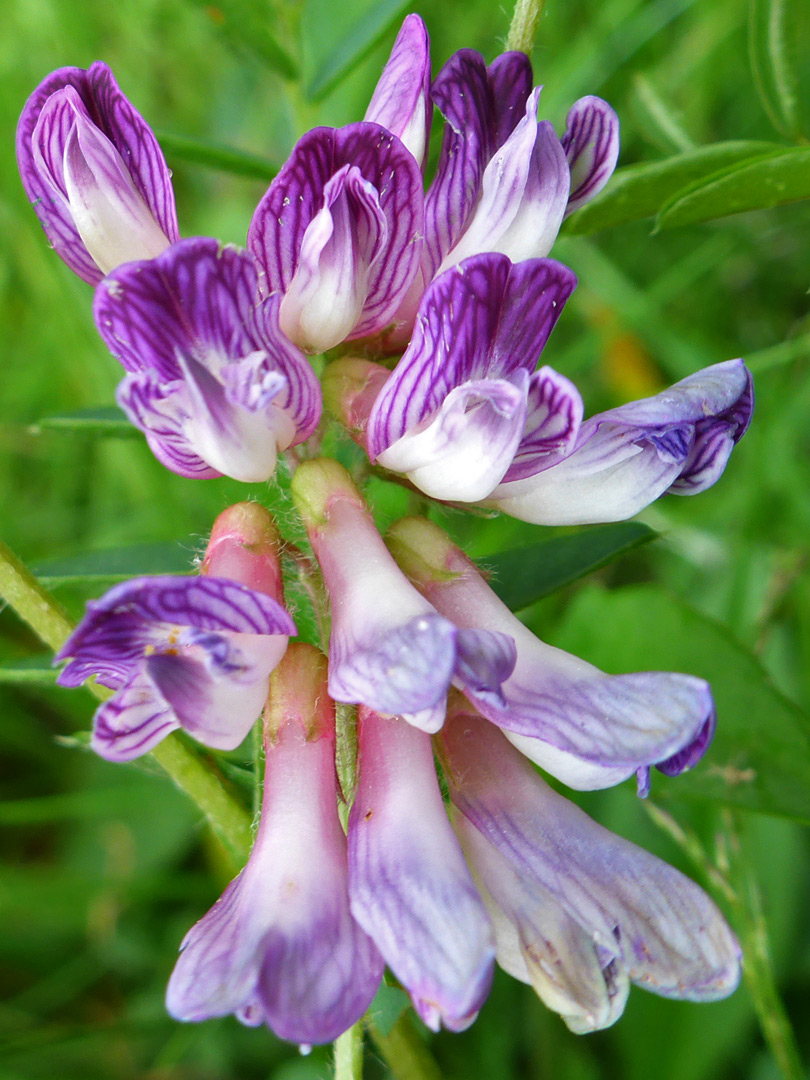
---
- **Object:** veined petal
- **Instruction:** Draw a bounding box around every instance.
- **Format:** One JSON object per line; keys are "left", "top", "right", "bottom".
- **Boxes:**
{"left": 91, "top": 669, "right": 179, "bottom": 762}
{"left": 17, "top": 62, "right": 178, "bottom": 283}
{"left": 487, "top": 52, "right": 534, "bottom": 147}
{"left": 562, "top": 96, "right": 620, "bottom": 217}
{"left": 453, "top": 629, "right": 517, "bottom": 709}
{"left": 365, "top": 15, "right": 431, "bottom": 167}
{"left": 502, "top": 366, "right": 584, "bottom": 483}
{"left": 440, "top": 92, "right": 570, "bottom": 271}
{"left": 248, "top": 123, "right": 423, "bottom": 343}
{"left": 439, "top": 712, "right": 742, "bottom": 1004}
{"left": 455, "top": 809, "right": 630, "bottom": 1033}
{"left": 279, "top": 164, "right": 387, "bottom": 352}
{"left": 488, "top": 360, "right": 754, "bottom": 524}
{"left": 376, "top": 375, "right": 529, "bottom": 502}
{"left": 349, "top": 710, "right": 494, "bottom": 1031}
{"left": 367, "top": 255, "right": 576, "bottom": 462}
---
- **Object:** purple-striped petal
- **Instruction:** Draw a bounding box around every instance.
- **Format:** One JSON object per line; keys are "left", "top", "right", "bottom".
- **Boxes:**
{"left": 387, "top": 518, "right": 716, "bottom": 791}
{"left": 439, "top": 712, "right": 742, "bottom": 1006}
{"left": 91, "top": 669, "right": 179, "bottom": 762}
{"left": 367, "top": 255, "right": 576, "bottom": 471}
{"left": 562, "top": 96, "right": 620, "bottom": 218}
{"left": 488, "top": 360, "right": 754, "bottom": 525}
{"left": 454, "top": 808, "right": 630, "bottom": 1032}
{"left": 502, "top": 366, "right": 584, "bottom": 483}
{"left": 364, "top": 15, "right": 431, "bottom": 167}
{"left": 487, "top": 52, "right": 534, "bottom": 147}
{"left": 95, "top": 238, "right": 320, "bottom": 480}
{"left": 453, "top": 629, "right": 517, "bottom": 709}
{"left": 424, "top": 50, "right": 495, "bottom": 278}
{"left": 349, "top": 709, "right": 495, "bottom": 1031}
{"left": 248, "top": 123, "right": 424, "bottom": 347}
{"left": 167, "top": 715, "right": 383, "bottom": 1043}
{"left": 440, "top": 92, "right": 570, "bottom": 271}
{"left": 17, "top": 62, "right": 177, "bottom": 283}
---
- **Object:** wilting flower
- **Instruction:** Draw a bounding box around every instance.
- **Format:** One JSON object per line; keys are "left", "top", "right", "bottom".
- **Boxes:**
{"left": 16, "top": 61, "right": 177, "bottom": 283}
{"left": 290, "top": 459, "right": 516, "bottom": 733}
{"left": 93, "top": 237, "right": 321, "bottom": 482}
{"left": 55, "top": 503, "right": 294, "bottom": 761}
{"left": 348, "top": 706, "right": 495, "bottom": 1030}
{"left": 363, "top": 253, "right": 579, "bottom": 501}
{"left": 484, "top": 359, "right": 754, "bottom": 524}
{"left": 437, "top": 703, "right": 741, "bottom": 1031}
{"left": 167, "top": 645, "right": 383, "bottom": 1045}
{"left": 247, "top": 120, "right": 424, "bottom": 354}
{"left": 387, "top": 517, "right": 715, "bottom": 792}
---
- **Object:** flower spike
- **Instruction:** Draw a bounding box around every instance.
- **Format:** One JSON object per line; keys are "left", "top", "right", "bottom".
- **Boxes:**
{"left": 17, "top": 62, "right": 178, "bottom": 283}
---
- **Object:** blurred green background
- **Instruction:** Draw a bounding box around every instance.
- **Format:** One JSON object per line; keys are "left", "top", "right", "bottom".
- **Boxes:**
{"left": 2, "top": 0, "right": 810, "bottom": 1077}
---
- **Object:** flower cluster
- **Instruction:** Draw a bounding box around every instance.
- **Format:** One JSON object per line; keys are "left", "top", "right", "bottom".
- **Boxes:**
{"left": 20, "top": 12, "right": 751, "bottom": 1050}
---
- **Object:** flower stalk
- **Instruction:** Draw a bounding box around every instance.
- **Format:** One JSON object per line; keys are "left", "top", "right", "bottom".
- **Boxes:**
{"left": 506, "top": 0, "right": 545, "bottom": 55}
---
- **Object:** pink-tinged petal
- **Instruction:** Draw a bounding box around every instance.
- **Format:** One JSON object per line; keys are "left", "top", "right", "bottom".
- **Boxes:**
{"left": 91, "top": 669, "right": 179, "bottom": 762}
{"left": 367, "top": 255, "right": 576, "bottom": 463}
{"left": 201, "top": 502, "right": 286, "bottom": 609}
{"left": 488, "top": 360, "right": 753, "bottom": 525}
{"left": 562, "top": 96, "right": 620, "bottom": 217}
{"left": 454, "top": 808, "right": 630, "bottom": 1032}
{"left": 248, "top": 123, "right": 424, "bottom": 344}
{"left": 349, "top": 709, "right": 495, "bottom": 1031}
{"left": 388, "top": 518, "right": 716, "bottom": 791}
{"left": 96, "top": 238, "right": 320, "bottom": 480}
{"left": 278, "top": 164, "right": 387, "bottom": 352}
{"left": 376, "top": 375, "right": 529, "bottom": 502}
{"left": 487, "top": 52, "right": 534, "bottom": 146}
{"left": 365, "top": 15, "right": 431, "bottom": 167}
{"left": 502, "top": 366, "right": 584, "bottom": 483}
{"left": 441, "top": 93, "right": 570, "bottom": 271}
{"left": 17, "top": 62, "right": 177, "bottom": 283}
{"left": 424, "top": 50, "right": 495, "bottom": 278}
{"left": 167, "top": 654, "right": 383, "bottom": 1043}
{"left": 454, "top": 629, "right": 517, "bottom": 710}
{"left": 439, "top": 712, "right": 742, "bottom": 1004}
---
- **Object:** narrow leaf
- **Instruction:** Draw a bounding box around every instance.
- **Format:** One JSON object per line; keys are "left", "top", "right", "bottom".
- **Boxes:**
{"left": 32, "top": 543, "right": 193, "bottom": 586}
{"left": 0, "top": 656, "right": 58, "bottom": 685}
{"left": 563, "top": 141, "right": 781, "bottom": 235}
{"left": 186, "top": 0, "right": 300, "bottom": 81}
{"left": 33, "top": 406, "right": 138, "bottom": 438}
{"left": 157, "top": 131, "right": 280, "bottom": 182}
{"left": 483, "top": 522, "right": 656, "bottom": 612}
{"left": 306, "top": 0, "right": 412, "bottom": 102}
{"left": 552, "top": 584, "right": 810, "bottom": 823}
{"left": 656, "top": 147, "right": 810, "bottom": 229}
{"left": 749, "top": 0, "right": 803, "bottom": 138}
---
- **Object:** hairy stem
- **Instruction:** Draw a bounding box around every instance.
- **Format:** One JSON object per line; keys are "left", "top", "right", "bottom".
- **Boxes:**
{"left": 506, "top": 0, "right": 545, "bottom": 54}
{"left": 334, "top": 1023, "right": 364, "bottom": 1080}
{"left": 366, "top": 1014, "right": 442, "bottom": 1080}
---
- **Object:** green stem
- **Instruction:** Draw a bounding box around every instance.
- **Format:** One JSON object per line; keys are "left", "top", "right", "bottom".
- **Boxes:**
{"left": 0, "top": 537, "right": 252, "bottom": 867}
{"left": 505, "top": 0, "right": 545, "bottom": 55}
{"left": 720, "top": 811, "right": 804, "bottom": 1080}
{"left": 366, "top": 1014, "right": 442, "bottom": 1080}
{"left": 334, "top": 1023, "right": 364, "bottom": 1080}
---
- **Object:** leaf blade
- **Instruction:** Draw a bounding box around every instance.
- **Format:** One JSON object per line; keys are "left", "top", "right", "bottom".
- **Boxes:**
{"left": 32, "top": 543, "right": 193, "bottom": 586}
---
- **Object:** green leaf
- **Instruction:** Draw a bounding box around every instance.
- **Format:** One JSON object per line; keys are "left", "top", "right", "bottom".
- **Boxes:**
{"left": 656, "top": 146, "right": 810, "bottom": 229}
{"left": 156, "top": 131, "right": 279, "bottom": 182}
{"left": 306, "top": 0, "right": 411, "bottom": 102}
{"left": 368, "top": 984, "right": 411, "bottom": 1038}
{"left": 749, "top": 0, "right": 803, "bottom": 138}
{"left": 0, "top": 656, "right": 57, "bottom": 685}
{"left": 563, "top": 141, "right": 781, "bottom": 235}
{"left": 551, "top": 584, "right": 810, "bottom": 822}
{"left": 483, "top": 522, "right": 657, "bottom": 612}
{"left": 32, "top": 543, "right": 193, "bottom": 586}
{"left": 32, "top": 406, "right": 138, "bottom": 438}
{"left": 185, "top": 0, "right": 300, "bottom": 81}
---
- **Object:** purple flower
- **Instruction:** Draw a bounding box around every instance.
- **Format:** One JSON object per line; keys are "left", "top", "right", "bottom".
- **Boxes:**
{"left": 55, "top": 504, "right": 294, "bottom": 761}
{"left": 16, "top": 62, "right": 178, "bottom": 283}
{"left": 290, "top": 459, "right": 516, "bottom": 733}
{"left": 485, "top": 360, "right": 754, "bottom": 524}
{"left": 93, "top": 237, "right": 321, "bottom": 482}
{"left": 365, "top": 253, "right": 580, "bottom": 501}
{"left": 363, "top": 14, "right": 431, "bottom": 168}
{"left": 167, "top": 645, "right": 383, "bottom": 1045}
{"left": 388, "top": 518, "right": 716, "bottom": 792}
{"left": 348, "top": 707, "right": 495, "bottom": 1031}
{"left": 247, "top": 122, "right": 424, "bottom": 353}
{"left": 437, "top": 706, "right": 741, "bottom": 1031}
